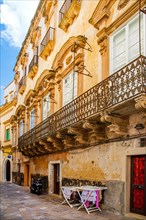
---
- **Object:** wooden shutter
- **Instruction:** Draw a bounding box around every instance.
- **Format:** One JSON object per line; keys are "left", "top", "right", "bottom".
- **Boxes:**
{"left": 6, "top": 128, "right": 10, "bottom": 141}
{"left": 128, "top": 15, "right": 144, "bottom": 61}
{"left": 63, "top": 71, "right": 77, "bottom": 106}
{"left": 30, "top": 108, "right": 35, "bottom": 129}
{"left": 113, "top": 28, "right": 126, "bottom": 72}
{"left": 19, "top": 120, "right": 24, "bottom": 136}
{"left": 43, "top": 93, "right": 50, "bottom": 120}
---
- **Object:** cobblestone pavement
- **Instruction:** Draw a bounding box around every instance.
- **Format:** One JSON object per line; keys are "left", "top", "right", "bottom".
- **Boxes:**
{"left": 0, "top": 182, "right": 141, "bottom": 220}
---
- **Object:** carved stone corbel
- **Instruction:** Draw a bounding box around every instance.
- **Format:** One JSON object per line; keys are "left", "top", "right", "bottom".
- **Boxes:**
{"left": 97, "top": 30, "right": 109, "bottom": 79}
{"left": 63, "top": 136, "right": 75, "bottom": 148}
{"left": 71, "top": 36, "right": 87, "bottom": 53}
{"left": 100, "top": 112, "right": 128, "bottom": 138}
{"left": 55, "top": 62, "right": 64, "bottom": 85}
{"left": 68, "top": 127, "right": 88, "bottom": 144}
{"left": 83, "top": 120, "right": 106, "bottom": 143}
{"left": 58, "top": 0, "right": 81, "bottom": 32}
{"left": 56, "top": 131, "right": 75, "bottom": 149}
{"left": 135, "top": 95, "right": 146, "bottom": 111}
{"left": 47, "top": 136, "right": 62, "bottom": 150}
{"left": 31, "top": 26, "right": 41, "bottom": 49}
{"left": 39, "top": 140, "right": 53, "bottom": 152}
{"left": 117, "top": 0, "right": 130, "bottom": 10}
{"left": 97, "top": 34, "right": 108, "bottom": 55}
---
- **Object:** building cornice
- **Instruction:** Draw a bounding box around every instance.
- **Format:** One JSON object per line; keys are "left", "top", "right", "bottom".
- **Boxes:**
{"left": 3, "top": 119, "right": 10, "bottom": 125}
{"left": 0, "top": 101, "right": 14, "bottom": 114}
{"left": 13, "top": 0, "right": 46, "bottom": 72}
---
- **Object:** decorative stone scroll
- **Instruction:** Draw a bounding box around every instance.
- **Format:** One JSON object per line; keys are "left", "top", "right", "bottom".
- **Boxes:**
{"left": 117, "top": 0, "right": 130, "bottom": 10}
{"left": 14, "top": 71, "right": 20, "bottom": 83}
{"left": 21, "top": 53, "right": 29, "bottom": 68}
{"left": 24, "top": 90, "right": 37, "bottom": 107}
{"left": 83, "top": 120, "right": 106, "bottom": 144}
{"left": 15, "top": 105, "right": 26, "bottom": 121}
{"left": 100, "top": 112, "right": 128, "bottom": 138}
{"left": 43, "top": 0, "right": 57, "bottom": 24}
{"left": 47, "top": 136, "right": 62, "bottom": 150}
{"left": 56, "top": 131, "right": 75, "bottom": 149}
{"left": 135, "top": 95, "right": 146, "bottom": 111}
{"left": 97, "top": 33, "right": 108, "bottom": 55}
{"left": 89, "top": 0, "right": 116, "bottom": 29}
{"left": 31, "top": 26, "right": 41, "bottom": 49}
{"left": 68, "top": 127, "right": 88, "bottom": 144}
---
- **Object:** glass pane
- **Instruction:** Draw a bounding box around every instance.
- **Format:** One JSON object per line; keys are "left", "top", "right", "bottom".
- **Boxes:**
{"left": 63, "top": 71, "right": 77, "bottom": 106}
{"left": 128, "top": 16, "right": 143, "bottom": 61}
{"left": 43, "top": 93, "right": 50, "bottom": 120}
{"left": 113, "top": 29, "right": 126, "bottom": 72}
{"left": 30, "top": 109, "right": 35, "bottom": 129}
{"left": 19, "top": 121, "right": 24, "bottom": 136}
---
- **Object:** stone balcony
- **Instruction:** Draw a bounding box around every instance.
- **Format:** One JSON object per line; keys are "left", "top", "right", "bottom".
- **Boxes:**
{"left": 40, "top": 27, "right": 55, "bottom": 60}
{"left": 28, "top": 55, "right": 38, "bottom": 79}
{"left": 18, "top": 55, "right": 146, "bottom": 157}
{"left": 59, "top": 0, "right": 81, "bottom": 32}
{"left": 18, "top": 76, "right": 26, "bottom": 94}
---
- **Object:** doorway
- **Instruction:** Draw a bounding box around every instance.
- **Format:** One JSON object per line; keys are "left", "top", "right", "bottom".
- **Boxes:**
{"left": 130, "top": 155, "right": 146, "bottom": 216}
{"left": 24, "top": 164, "right": 30, "bottom": 186}
{"left": 49, "top": 161, "right": 61, "bottom": 195}
{"left": 54, "top": 164, "right": 60, "bottom": 194}
{"left": 6, "top": 160, "right": 11, "bottom": 181}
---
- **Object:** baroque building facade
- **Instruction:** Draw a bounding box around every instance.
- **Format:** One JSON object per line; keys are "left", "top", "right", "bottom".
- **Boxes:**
{"left": 0, "top": 0, "right": 146, "bottom": 218}
{"left": 0, "top": 81, "right": 17, "bottom": 182}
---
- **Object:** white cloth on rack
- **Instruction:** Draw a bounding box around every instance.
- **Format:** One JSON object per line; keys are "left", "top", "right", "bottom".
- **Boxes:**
{"left": 81, "top": 190, "right": 97, "bottom": 204}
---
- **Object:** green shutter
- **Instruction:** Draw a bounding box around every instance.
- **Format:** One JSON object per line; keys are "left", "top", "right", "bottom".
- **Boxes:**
{"left": 6, "top": 128, "right": 10, "bottom": 141}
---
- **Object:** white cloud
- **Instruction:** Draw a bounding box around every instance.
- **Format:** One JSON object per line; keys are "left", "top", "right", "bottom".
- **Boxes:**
{"left": 1, "top": 0, "right": 39, "bottom": 48}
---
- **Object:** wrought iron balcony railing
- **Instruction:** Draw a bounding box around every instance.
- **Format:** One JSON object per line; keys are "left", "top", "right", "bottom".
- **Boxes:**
{"left": 40, "top": 27, "right": 55, "bottom": 55}
{"left": 28, "top": 55, "right": 38, "bottom": 73}
{"left": 18, "top": 55, "right": 146, "bottom": 147}
{"left": 59, "top": 0, "right": 80, "bottom": 23}
{"left": 59, "top": 0, "right": 73, "bottom": 23}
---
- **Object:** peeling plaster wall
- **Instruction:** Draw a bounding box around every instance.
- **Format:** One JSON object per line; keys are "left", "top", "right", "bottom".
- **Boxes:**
{"left": 28, "top": 138, "right": 146, "bottom": 214}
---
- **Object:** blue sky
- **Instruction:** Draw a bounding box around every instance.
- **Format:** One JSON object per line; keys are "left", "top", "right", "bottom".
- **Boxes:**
{"left": 0, "top": 0, "right": 39, "bottom": 105}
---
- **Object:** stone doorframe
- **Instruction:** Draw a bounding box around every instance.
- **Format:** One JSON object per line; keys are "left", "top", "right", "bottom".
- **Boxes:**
{"left": 125, "top": 147, "right": 146, "bottom": 218}
{"left": 48, "top": 160, "right": 62, "bottom": 195}
{"left": 2, "top": 156, "right": 12, "bottom": 182}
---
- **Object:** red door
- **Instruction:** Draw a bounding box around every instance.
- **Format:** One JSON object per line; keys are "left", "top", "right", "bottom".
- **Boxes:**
{"left": 130, "top": 155, "right": 146, "bottom": 216}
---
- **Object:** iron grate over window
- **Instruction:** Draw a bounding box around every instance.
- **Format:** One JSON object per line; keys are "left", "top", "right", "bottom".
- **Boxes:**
{"left": 140, "top": 138, "right": 146, "bottom": 147}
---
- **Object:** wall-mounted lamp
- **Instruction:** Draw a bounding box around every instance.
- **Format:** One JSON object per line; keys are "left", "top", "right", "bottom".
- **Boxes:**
{"left": 44, "top": 98, "right": 57, "bottom": 104}
{"left": 140, "top": 7, "right": 146, "bottom": 14}
{"left": 135, "top": 123, "right": 145, "bottom": 130}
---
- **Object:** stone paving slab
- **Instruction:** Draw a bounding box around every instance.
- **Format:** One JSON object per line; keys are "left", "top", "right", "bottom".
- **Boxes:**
{"left": 0, "top": 182, "right": 142, "bottom": 220}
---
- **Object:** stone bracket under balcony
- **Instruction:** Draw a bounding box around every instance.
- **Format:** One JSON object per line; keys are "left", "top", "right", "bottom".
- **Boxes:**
{"left": 100, "top": 112, "right": 128, "bottom": 138}
{"left": 40, "top": 27, "right": 55, "bottom": 60}
{"left": 18, "top": 76, "right": 26, "bottom": 94}
{"left": 59, "top": 0, "right": 81, "bottom": 32}
{"left": 83, "top": 120, "right": 106, "bottom": 144}
{"left": 28, "top": 55, "right": 38, "bottom": 79}
{"left": 40, "top": 40, "right": 55, "bottom": 60}
{"left": 28, "top": 66, "right": 38, "bottom": 79}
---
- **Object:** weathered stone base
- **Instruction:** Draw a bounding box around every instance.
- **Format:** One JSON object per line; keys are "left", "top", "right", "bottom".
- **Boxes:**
{"left": 103, "top": 180, "right": 124, "bottom": 214}
{"left": 62, "top": 178, "right": 124, "bottom": 215}
{"left": 62, "top": 177, "right": 106, "bottom": 187}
